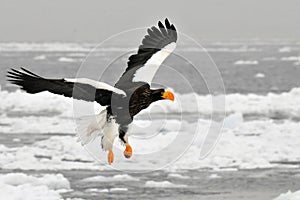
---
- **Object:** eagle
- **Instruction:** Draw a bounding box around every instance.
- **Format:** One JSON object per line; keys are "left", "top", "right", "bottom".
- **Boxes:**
{"left": 7, "top": 18, "right": 177, "bottom": 165}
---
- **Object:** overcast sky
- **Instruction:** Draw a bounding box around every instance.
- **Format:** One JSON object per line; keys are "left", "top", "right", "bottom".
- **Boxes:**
{"left": 0, "top": 0, "right": 299, "bottom": 42}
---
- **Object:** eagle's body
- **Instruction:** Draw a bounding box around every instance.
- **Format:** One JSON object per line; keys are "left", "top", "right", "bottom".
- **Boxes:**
{"left": 7, "top": 19, "right": 177, "bottom": 164}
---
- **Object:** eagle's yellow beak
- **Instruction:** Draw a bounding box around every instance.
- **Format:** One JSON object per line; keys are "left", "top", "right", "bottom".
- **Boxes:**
{"left": 162, "top": 91, "right": 175, "bottom": 101}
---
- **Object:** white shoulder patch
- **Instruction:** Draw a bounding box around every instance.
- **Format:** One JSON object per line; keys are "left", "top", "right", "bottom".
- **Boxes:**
{"left": 132, "top": 42, "right": 176, "bottom": 84}
{"left": 65, "top": 78, "right": 126, "bottom": 96}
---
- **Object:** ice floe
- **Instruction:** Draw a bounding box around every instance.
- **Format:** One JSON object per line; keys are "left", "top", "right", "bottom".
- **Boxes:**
{"left": 255, "top": 73, "right": 265, "bottom": 78}
{"left": 4, "top": 86, "right": 300, "bottom": 121}
{"left": 281, "top": 56, "right": 300, "bottom": 61}
{"left": 0, "top": 117, "right": 300, "bottom": 171}
{"left": 278, "top": 47, "right": 291, "bottom": 53}
{"left": 33, "top": 55, "right": 47, "bottom": 60}
{"left": 0, "top": 173, "right": 70, "bottom": 200}
{"left": 234, "top": 60, "right": 259, "bottom": 65}
{"left": 274, "top": 190, "right": 300, "bottom": 200}
{"left": 58, "top": 57, "right": 83, "bottom": 63}
{"left": 81, "top": 174, "right": 139, "bottom": 182}
{"left": 145, "top": 180, "right": 187, "bottom": 188}
{"left": 1, "top": 88, "right": 300, "bottom": 170}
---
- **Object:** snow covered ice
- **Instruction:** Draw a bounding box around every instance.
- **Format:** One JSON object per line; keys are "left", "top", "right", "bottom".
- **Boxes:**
{"left": 1, "top": 88, "right": 300, "bottom": 171}
{"left": 0, "top": 173, "right": 70, "bottom": 200}
{"left": 274, "top": 190, "right": 300, "bottom": 200}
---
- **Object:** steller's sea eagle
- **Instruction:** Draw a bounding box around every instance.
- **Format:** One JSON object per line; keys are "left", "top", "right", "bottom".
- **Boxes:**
{"left": 7, "top": 18, "right": 177, "bottom": 165}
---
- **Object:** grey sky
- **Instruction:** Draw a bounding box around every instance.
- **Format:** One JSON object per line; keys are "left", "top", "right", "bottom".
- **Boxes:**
{"left": 0, "top": 0, "right": 299, "bottom": 42}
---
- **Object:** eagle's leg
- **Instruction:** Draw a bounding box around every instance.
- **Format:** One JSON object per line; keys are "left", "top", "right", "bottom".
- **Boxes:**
{"left": 119, "top": 125, "right": 132, "bottom": 159}
{"left": 107, "top": 149, "right": 114, "bottom": 165}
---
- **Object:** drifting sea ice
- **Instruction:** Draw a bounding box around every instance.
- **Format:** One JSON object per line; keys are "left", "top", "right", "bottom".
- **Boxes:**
{"left": 81, "top": 174, "right": 139, "bottom": 182}
{"left": 274, "top": 190, "right": 300, "bottom": 200}
{"left": 234, "top": 60, "right": 259, "bottom": 65}
{"left": 33, "top": 54, "right": 47, "bottom": 60}
{"left": 3, "top": 87, "right": 300, "bottom": 121}
{"left": 0, "top": 173, "right": 70, "bottom": 200}
{"left": 0, "top": 117, "right": 300, "bottom": 171}
{"left": 145, "top": 180, "right": 187, "bottom": 188}
{"left": 255, "top": 73, "right": 265, "bottom": 78}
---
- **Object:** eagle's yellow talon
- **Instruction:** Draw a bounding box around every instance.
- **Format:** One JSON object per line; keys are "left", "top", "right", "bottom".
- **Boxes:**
{"left": 123, "top": 144, "right": 132, "bottom": 159}
{"left": 108, "top": 150, "right": 114, "bottom": 165}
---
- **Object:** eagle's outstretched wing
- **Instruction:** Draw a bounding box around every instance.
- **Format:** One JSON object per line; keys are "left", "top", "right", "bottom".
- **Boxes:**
{"left": 115, "top": 18, "right": 177, "bottom": 89}
{"left": 7, "top": 68, "right": 125, "bottom": 106}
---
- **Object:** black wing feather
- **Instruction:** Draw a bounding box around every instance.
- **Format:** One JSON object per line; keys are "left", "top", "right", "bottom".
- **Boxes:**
{"left": 165, "top": 18, "right": 171, "bottom": 29}
{"left": 115, "top": 18, "right": 177, "bottom": 89}
{"left": 7, "top": 68, "right": 115, "bottom": 106}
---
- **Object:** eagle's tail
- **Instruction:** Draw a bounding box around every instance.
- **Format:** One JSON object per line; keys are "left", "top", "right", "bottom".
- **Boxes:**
{"left": 76, "top": 109, "right": 107, "bottom": 145}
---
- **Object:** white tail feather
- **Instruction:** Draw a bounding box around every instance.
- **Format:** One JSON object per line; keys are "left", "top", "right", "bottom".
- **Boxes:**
{"left": 101, "top": 118, "right": 119, "bottom": 151}
{"left": 76, "top": 110, "right": 107, "bottom": 145}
